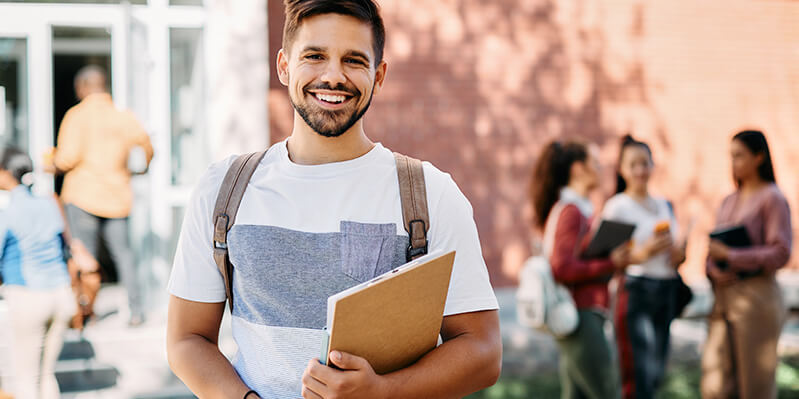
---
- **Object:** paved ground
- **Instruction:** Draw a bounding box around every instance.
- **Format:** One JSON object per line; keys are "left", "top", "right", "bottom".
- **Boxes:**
{"left": 1, "top": 273, "right": 798, "bottom": 398}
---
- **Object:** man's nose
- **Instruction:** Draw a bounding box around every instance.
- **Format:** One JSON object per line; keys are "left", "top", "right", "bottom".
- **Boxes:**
{"left": 320, "top": 61, "right": 347, "bottom": 88}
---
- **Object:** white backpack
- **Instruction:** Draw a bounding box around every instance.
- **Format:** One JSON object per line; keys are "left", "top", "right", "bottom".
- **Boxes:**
{"left": 516, "top": 203, "right": 579, "bottom": 338}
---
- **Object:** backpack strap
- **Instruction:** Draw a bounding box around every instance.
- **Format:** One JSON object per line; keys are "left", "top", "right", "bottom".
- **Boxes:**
{"left": 212, "top": 150, "right": 267, "bottom": 311}
{"left": 393, "top": 152, "right": 430, "bottom": 261}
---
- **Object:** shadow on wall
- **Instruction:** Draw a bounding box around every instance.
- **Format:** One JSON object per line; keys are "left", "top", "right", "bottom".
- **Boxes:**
{"left": 267, "top": 0, "right": 799, "bottom": 286}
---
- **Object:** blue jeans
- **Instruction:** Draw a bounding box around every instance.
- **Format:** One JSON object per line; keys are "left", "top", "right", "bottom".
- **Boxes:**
{"left": 615, "top": 275, "right": 680, "bottom": 399}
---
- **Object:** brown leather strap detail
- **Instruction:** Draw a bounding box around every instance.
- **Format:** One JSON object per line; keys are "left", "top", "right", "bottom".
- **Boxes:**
{"left": 394, "top": 152, "right": 429, "bottom": 261}
{"left": 212, "top": 150, "right": 267, "bottom": 311}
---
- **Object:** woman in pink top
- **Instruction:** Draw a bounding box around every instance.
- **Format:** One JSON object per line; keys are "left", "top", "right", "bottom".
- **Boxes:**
{"left": 701, "top": 130, "right": 792, "bottom": 399}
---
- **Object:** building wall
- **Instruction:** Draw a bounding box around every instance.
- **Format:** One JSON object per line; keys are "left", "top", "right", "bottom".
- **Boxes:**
{"left": 268, "top": 0, "right": 799, "bottom": 286}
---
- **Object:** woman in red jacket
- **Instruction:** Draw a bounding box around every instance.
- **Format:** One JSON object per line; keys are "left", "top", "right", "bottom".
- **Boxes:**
{"left": 531, "top": 141, "right": 630, "bottom": 399}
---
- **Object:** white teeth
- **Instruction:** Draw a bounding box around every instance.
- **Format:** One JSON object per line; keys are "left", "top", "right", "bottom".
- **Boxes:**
{"left": 315, "top": 93, "right": 346, "bottom": 104}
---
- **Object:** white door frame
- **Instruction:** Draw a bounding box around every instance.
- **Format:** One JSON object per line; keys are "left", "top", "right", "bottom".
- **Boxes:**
{"left": 0, "top": 3, "right": 132, "bottom": 193}
{"left": 0, "top": 3, "right": 207, "bottom": 295}
{"left": 0, "top": 1, "right": 205, "bottom": 220}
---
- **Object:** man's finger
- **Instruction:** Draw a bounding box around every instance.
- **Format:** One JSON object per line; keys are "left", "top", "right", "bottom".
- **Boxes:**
{"left": 302, "top": 365, "right": 330, "bottom": 399}
{"left": 329, "top": 351, "right": 369, "bottom": 371}
{"left": 306, "top": 358, "right": 339, "bottom": 385}
{"left": 301, "top": 384, "right": 325, "bottom": 399}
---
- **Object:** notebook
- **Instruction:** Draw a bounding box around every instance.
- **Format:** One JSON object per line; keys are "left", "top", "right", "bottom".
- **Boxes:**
{"left": 583, "top": 220, "right": 636, "bottom": 258}
{"left": 322, "top": 249, "right": 455, "bottom": 375}
{"left": 710, "top": 225, "right": 753, "bottom": 273}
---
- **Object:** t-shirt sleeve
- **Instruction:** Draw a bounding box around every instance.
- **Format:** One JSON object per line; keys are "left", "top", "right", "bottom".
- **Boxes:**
{"left": 427, "top": 171, "right": 499, "bottom": 316}
{"left": 167, "top": 158, "right": 234, "bottom": 303}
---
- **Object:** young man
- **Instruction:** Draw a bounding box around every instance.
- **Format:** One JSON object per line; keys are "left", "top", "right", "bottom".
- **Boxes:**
{"left": 166, "top": 1, "right": 501, "bottom": 398}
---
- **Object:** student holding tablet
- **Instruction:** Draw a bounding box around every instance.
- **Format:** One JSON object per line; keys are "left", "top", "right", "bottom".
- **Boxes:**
{"left": 601, "top": 135, "right": 686, "bottom": 399}
{"left": 701, "top": 130, "right": 792, "bottom": 399}
{"left": 530, "top": 140, "right": 630, "bottom": 399}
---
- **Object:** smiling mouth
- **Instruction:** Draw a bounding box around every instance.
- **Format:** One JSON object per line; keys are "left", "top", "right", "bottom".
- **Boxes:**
{"left": 309, "top": 91, "right": 354, "bottom": 105}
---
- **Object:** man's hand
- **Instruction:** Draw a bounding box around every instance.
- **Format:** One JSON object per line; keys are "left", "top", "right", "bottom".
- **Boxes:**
{"left": 302, "top": 351, "right": 386, "bottom": 399}
{"left": 42, "top": 148, "right": 57, "bottom": 174}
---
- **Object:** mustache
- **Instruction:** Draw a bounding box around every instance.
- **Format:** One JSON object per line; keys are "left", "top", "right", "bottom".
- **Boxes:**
{"left": 304, "top": 82, "right": 360, "bottom": 97}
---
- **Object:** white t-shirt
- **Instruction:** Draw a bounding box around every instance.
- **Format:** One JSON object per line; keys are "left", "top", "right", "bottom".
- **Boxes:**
{"left": 601, "top": 193, "right": 679, "bottom": 279}
{"left": 168, "top": 140, "right": 498, "bottom": 398}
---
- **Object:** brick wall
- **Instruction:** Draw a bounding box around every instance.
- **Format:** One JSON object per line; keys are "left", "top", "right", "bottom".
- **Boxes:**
{"left": 268, "top": 0, "right": 799, "bottom": 286}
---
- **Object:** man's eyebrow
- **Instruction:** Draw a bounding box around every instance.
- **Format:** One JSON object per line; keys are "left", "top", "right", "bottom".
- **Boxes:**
{"left": 346, "top": 50, "right": 371, "bottom": 61}
{"left": 300, "top": 46, "right": 326, "bottom": 53}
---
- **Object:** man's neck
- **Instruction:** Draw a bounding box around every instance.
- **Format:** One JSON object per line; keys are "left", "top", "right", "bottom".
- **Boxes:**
{"left": 286, "top": 114, "right": 374, "bottom": 165}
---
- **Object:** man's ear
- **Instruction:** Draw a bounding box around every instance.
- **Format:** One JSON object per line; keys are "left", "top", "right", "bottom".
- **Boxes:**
{"left": 372, "top": 60, "right": 388, "bottom": 96}
{"left": 276, "top": 49, "right": 290, "bottom": 86}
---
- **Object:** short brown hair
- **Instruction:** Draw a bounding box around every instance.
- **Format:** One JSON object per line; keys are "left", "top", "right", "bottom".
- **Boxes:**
{"left": 282, "top": 0, "right": 386, "bottom": 64}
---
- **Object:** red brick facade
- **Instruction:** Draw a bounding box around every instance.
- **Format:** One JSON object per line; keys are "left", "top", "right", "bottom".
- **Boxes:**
{"left": 268, "top": 0, "right": 799, "bottom": 286}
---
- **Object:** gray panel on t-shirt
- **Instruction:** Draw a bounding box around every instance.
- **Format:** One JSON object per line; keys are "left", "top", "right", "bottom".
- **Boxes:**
{"left": 228, "top": 221, "right": 408, "bottom": 329}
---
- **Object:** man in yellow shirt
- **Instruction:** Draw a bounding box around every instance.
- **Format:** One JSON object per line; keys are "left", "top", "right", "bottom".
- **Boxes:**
{"left": 52, "top": 65, "right": 154, "bottom": 326}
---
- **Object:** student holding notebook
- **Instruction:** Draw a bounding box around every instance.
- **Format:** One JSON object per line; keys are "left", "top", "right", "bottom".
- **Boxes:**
{"left": 701, "top": 130, "right": 792, "bottom": 399}
{"left": 601, "top": 135, "right": 686, "bottom": 399}
{"left": 531, "top": 140, "right": 630, "bottom": 399}
{"left": 165, "top": 1, "right": 500, "bottom": 398}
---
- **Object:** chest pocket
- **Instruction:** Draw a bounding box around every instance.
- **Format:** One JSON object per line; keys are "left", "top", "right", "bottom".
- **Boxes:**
{"left": 340, "top": 221, "right": 406, "bottom": 283}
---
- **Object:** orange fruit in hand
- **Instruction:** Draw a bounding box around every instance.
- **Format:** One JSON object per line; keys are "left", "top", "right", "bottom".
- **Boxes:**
{"left": 654, "top": 221, "right": 671, "bottom": 234}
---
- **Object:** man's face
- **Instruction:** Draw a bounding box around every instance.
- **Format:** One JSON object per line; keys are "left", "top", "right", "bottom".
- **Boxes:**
{"left": 278, "top": 13, "right": 386, "bottom": 137}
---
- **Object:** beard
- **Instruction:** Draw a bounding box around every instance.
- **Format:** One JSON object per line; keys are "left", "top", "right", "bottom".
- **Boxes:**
{"left": 290, "top": 82, "right": 375, "bottom": 138}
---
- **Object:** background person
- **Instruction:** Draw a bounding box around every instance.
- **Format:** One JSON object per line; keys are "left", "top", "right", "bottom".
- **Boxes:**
{"left": 0, "top": 146, "right": 75, "bottom": 399}
{"left": 602, "top": 135, "right": 687, "bottom": 399}
{"left": 701, "top": 129, "right": 792, "bottom": 399}
{"left": 530, "top": 140, "right": 629, "bottom": 399}
{"left": 49, "top": 65, "right": 154, "bottom": 326}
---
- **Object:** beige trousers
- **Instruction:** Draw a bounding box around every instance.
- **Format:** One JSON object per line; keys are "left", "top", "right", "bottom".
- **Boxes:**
{"left": 3, "top": 285, "right": 75, "bottom": 399}
{"left": 700, "top": 275, "right": 786, "bottom": 399}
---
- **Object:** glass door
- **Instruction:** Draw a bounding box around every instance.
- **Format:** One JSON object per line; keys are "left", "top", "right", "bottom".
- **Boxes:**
{"left": 0, "top": 38, "right": 28, "bottom": 152}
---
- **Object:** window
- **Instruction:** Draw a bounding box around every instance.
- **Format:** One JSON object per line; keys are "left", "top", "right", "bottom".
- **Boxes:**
{"left": 0, "top": 38, "right": 28, "bottom": 152}
{"left": 169, "top": 27, "right": 207, "bottom": 186}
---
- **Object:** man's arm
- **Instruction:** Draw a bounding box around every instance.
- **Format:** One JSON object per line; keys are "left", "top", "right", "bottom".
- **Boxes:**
{"left": 302, "top": 309, "right": 501, "bottom": 399}
{"left": 52, "top": 109, "right": 82, "bottom": 174}
{"left": 167, "top": 295, "right": 257, "bottom": 399}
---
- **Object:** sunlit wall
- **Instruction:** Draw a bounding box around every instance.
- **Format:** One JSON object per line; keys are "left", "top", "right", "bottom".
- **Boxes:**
{"left": 268, "top": 0, "right": 799, "bottom": 286}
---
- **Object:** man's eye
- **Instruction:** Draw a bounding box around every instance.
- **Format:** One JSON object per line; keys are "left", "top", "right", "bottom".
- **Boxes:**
{"left": 305, "top": 54, "right": 323, "bottom": 60}
{"left": 345, "top": 59, "right": 366, "bottom": 66}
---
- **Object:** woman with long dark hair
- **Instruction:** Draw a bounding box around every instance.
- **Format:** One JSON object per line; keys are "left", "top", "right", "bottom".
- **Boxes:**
{"left": 531, "top": 140, "right": 629, "bottom": 399}
{"left": 601, "top": 135, "right": 687, "bottom": 398}
{"left": 701, "top": 130, "right": 792, "bottom": 399}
